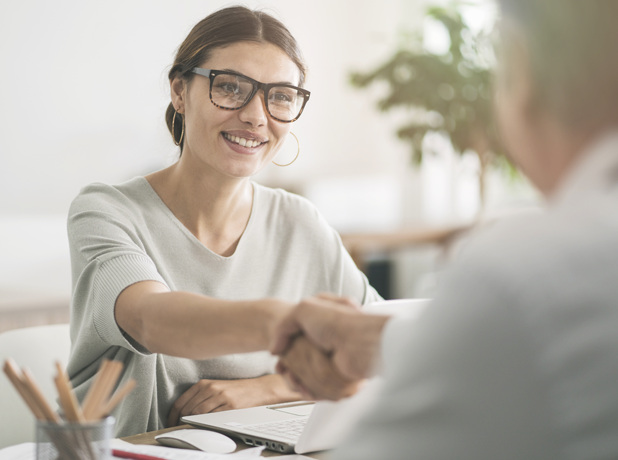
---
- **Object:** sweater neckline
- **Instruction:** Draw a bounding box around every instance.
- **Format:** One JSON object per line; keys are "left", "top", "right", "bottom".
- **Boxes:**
{"left": 135, "top": 176, "right": 259, "bottom": 261}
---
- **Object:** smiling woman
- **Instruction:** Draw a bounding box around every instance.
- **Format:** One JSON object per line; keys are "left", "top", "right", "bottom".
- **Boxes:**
{"left": 64, "top": 5, "right": 381, "bottom": 438}
{"left": 168, "top": 41, "right": 304, "bottom": 180}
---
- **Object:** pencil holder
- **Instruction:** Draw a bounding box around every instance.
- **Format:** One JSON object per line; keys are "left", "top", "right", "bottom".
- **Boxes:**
{"left": 36, "top": 416, "right": 115, "bottom": 460}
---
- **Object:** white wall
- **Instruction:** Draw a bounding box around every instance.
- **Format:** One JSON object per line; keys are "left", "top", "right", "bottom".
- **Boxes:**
{"left": 0, "top": 0, "right": 429, "bottom": 216}
{"left": 1, "top": 0, "right": 524, "bottom": 301}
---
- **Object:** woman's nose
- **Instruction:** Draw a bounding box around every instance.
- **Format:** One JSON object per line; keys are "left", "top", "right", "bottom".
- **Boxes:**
{"left": 239, "top": 91, "right": 268, "bottom": 127}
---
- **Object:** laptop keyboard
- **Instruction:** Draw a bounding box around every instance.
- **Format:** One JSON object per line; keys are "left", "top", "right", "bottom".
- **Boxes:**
{"left": 243, "top": 416, "right": 309, "bottom": 440}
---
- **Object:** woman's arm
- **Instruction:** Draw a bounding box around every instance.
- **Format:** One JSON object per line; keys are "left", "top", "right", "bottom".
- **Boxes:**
{"left": 115, "top": 280, "right": 293, "bottom": 359}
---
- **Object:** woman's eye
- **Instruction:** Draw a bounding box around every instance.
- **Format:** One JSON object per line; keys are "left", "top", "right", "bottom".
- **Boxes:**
{"left": 271, "top": 91, "right": 294, "bottom": 104}
{"left": 217, "top": 83, "right": 240, "bottom": 94}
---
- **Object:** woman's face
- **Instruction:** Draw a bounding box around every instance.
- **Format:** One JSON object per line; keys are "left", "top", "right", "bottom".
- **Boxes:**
{"left": 173, "top": 41, "right": 301, "bottom": 179}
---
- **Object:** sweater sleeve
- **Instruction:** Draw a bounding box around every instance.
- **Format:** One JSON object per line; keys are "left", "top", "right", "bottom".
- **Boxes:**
{"left": 68, "top": 183, "right": 169, "bottom": 354}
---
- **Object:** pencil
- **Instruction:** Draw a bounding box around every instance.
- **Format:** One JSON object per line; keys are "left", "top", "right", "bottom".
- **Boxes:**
{"left": 54, "top": 362, "right": 85, "bottom": 423}
{"left": 84, "top": 360, "right": 123, "bottom": 420}
{"left": 3, "top": 359, "right": 45, "bottom": 420}
{"left": 21, "top": 368, "right": 60, "bottom": 423}
{"left": 4, "top": 357, "right": 137, "bottom": 460}
{"left": 81, "top": 359, "right": 111, "bottom": 419}
{"left": 112, "top": 449, "right": 168, "bottom": 460}
{"left": 91, "top": 378, "right": 136, "bottom": 420}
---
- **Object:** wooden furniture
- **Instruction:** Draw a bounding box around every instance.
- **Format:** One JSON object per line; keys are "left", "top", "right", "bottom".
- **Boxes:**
{"left": 340, "top": 225, "right": 471, "bottom": 271}
{"left": 121, "top": 424, "right": 329, "bottom": 458}
{"left": 0, "top": 291, "right": 70, "bottom": 333}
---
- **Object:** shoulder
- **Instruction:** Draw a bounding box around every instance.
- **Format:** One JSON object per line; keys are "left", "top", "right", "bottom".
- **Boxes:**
{"left": 452, "top": 211, "right": 564, "bottom": 280}
{"left": 69, "top": 177, "right": 151, "bottom": 217}
{"left": 67, "top": 177, "right": 157, "bottom": 239}
{"left": 253, "top": 183, "right": 324, "bottom": 226}
{"left": 456, "top": 206, "right": 611, "bottom": 283}
{"left": 251, "top": 183, "right": 343, "bottom": 254}
{"left": 254, "top": 183, "right": 319, "bottom": 213}
{"left": 438, "top": 206, "right": 618, "bottom": 332}
{"left": 431, "top": 212, "right": 566, "bottom": 324}
{"left": 431, "top": 210, "right": 618, "bottom": 458}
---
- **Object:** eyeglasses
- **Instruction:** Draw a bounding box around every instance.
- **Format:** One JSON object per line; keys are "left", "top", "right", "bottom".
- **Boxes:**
{"left": 191, "top": 68, "right": 311, "bottom": 123}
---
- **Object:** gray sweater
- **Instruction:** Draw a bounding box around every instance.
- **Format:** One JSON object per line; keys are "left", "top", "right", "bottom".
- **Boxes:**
{"left": 66, "top": 177, "right": 380, "bottom": 437}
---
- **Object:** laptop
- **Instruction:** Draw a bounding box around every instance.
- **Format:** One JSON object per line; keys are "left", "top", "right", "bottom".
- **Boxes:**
{"left": 182, "top": 298, "right": 430, "bottom": 454}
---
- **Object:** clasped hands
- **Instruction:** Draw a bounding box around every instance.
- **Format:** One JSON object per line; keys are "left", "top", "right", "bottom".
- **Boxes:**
{"left": 270, "top": 294, "right": 390, "bottom": 401}
{"left": 167, "top": 294, "right": 389, "bottom": 426}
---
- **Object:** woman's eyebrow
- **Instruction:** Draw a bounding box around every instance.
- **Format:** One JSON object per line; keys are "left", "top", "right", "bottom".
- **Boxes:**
{"left": 221, "top": 68, "right": 296, "bottom": 86}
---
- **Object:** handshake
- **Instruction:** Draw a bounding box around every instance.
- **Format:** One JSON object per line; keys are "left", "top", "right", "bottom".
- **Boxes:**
{"left": 269, "top": 294, "right": 390, "bottom": 401}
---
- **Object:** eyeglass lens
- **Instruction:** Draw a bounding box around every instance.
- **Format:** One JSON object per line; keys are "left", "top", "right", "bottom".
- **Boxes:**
{"left": 211, "top": 73, "right": 306, "bottom": 122}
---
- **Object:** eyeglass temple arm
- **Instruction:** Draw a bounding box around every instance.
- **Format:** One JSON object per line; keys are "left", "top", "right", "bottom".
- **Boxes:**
{"left": 192, "top": 68, "right": 211, "bottom": 78}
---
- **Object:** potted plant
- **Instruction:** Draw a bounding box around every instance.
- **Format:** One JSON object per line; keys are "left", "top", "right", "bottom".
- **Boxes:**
{"left": 350, "top": 3, "right": 506, "bottom": 209}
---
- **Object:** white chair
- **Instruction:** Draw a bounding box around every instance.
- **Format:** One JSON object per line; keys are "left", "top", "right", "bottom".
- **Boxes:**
{"left": 0, "top": 324, "right": 71, "bottom": 449}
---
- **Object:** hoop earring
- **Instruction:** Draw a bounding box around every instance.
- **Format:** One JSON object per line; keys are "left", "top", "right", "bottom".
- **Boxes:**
{"left": 272, "top": 132, "right": 300, "bottom": 167}
{"left": 172, "top": 110, "right": 185, "bottom": 146}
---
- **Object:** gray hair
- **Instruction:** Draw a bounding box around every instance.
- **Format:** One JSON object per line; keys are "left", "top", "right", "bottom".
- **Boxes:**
{"left": 498, "top": 0, "right": 618, "bottom": 130}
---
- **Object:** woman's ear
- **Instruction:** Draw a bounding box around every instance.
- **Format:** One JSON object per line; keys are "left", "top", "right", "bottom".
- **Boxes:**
{"left": 170, "top": 77, "right": 187, "bottom": 114}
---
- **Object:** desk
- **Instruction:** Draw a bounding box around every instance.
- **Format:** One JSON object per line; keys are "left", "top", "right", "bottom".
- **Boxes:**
{"left": 121, "top": 425, "right": 330, "bottom": 459}
{"left": 0, "top": 291, "right": 70, "bottom": 333}
{"left": 340, "top": 225, "right": 470, "bottom": 272}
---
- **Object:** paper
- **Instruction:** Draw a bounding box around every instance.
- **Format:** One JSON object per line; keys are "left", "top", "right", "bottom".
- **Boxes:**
{"left": 227, "top": 446, "right": 265, "bottom": 457}
{"left": 271, "top": 456, "right": 315, "bottom": 459}
{"left": 0, "top": 441, "right": 264, "bottom": 460}
{"left": 0, "top": 442, "right": 35, "bottom": 460}
{"left": 111, "top": 442, "right": 265, "bottom": 459}
{"left": 111, "top": 439, "right": 135, "bottom": 448}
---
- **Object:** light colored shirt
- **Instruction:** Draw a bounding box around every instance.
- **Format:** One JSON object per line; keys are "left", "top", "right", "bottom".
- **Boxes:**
{"left": 66, "top": 177, "right": 380, "bottom": 437}
{"left": 336, "top": 131, "right": 618, "bottom": 460}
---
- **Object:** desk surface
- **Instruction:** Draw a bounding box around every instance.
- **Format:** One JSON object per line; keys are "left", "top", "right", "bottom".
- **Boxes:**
{"left": 121, "top": 424, "right": 330, "bottom": 459}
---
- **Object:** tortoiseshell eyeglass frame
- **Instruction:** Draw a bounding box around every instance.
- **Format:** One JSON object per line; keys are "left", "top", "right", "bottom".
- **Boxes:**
{"left": 191, "top": 68, "right": 311, "bottom": 123}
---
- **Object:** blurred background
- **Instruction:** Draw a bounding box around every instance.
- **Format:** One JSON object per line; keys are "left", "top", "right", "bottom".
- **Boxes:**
{"left": 0, "top": 0, "right": 540, "bottom": 331}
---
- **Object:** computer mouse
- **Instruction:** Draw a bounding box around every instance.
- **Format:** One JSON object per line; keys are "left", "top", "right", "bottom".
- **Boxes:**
{"left": 155, "top": 428, "right": 237, "bottom": 453}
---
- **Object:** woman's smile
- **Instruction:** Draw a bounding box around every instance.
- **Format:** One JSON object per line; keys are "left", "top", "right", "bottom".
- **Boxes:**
{"left": 176, "top": 41, "right": 300, "bottom": 178}
{"left": 221, "top": 130, "right": 269, "bottom": 155}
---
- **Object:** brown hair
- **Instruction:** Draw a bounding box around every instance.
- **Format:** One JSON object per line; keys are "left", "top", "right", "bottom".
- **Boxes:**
{"left": 165, "top": 6, "right": 308, "bottom": 150}
{"left": 498, "top": 0, "right": 618, "bottom": 130}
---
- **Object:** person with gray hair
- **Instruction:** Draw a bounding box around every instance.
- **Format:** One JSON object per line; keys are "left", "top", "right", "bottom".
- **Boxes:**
{"left": 271, "top": 1, "right": 618, "bottom": 458}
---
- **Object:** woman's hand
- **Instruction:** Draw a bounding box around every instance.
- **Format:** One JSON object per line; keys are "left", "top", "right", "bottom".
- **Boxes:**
{"left": 271, "top": 294, "right": 387, "bottom": 382}
{"left": 277, "top": 335, "right": 362, "bottom": 401}
{"left": 167, "top": 374, "right": 301, "bottom": 427}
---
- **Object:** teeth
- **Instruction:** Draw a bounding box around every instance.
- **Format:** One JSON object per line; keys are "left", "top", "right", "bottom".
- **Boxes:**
{"left": 223, "top": 133, "right": 262, "bottom": 148}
